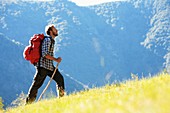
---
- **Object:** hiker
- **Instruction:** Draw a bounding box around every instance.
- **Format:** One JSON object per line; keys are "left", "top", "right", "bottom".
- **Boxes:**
{"left": 26, "top": 24, "right": 65, "bottom": 104}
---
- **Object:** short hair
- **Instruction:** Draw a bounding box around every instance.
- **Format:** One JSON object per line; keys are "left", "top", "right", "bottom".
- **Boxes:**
{"left": 45, "top": 24, "right": 55, "bottom": 36}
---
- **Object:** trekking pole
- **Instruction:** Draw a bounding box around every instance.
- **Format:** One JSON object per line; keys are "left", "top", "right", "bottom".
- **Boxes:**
{"left": 38, "top": 63, "right": 60, "bottom": 101}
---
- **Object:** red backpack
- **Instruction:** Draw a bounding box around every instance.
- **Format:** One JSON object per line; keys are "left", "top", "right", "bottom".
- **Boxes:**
{"left": 23, "top": 34, "right": 45, "bottom": 65}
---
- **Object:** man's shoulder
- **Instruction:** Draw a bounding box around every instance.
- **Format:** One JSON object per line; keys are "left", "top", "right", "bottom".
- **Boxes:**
{"left": 43, "top": 36, "right": 52, "bottom": 42}
{"left": 44, "top": 35, "right": 51, "bottom": 38}
{"left": 43, "top": 36, "right": 55, "bottom": 44}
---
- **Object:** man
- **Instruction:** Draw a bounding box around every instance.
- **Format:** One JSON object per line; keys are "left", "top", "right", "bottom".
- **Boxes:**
{"left": 26, "top": 24, "right": 65, "bottom": 104}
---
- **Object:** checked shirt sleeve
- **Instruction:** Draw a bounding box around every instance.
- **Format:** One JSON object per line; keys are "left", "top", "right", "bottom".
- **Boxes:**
{"left": 42, "top": 38, "right": 51, "bottom": 58}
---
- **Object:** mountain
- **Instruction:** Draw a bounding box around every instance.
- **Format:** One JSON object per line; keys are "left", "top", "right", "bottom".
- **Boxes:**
{"left": 130, "top": 0, "right": 170, "bottom": 73}
{"left": 0, "top": 33, "right": 34, "bottom": 106}
{"left": 89, "top": 0, "right": 169, "bottom": 74}
{"left": 0, "top": 0, "right": 169, "bottom": 108}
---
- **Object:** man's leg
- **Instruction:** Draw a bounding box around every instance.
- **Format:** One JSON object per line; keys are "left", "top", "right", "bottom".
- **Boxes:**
{"left": 26, "top": 67, "right": 47, "bottom": 104}
{"left": 48, "top": 69, "right": 65, "bottom": 97}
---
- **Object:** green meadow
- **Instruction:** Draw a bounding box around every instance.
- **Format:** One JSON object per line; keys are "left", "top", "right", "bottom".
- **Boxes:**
{"left": 5, "top": 73, "right": 170, "bottom": 113}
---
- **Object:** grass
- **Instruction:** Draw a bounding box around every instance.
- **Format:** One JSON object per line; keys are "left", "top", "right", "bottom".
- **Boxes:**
{"left": 6, "top": 73, "right": 170, "bottom": 113}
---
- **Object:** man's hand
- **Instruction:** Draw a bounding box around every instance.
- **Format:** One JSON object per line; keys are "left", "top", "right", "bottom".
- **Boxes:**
{"left": 45, "top": 55, "right": 62, "bottom": 63}
{"left": 55, "top": 57, "right": 62, "bottom": 63}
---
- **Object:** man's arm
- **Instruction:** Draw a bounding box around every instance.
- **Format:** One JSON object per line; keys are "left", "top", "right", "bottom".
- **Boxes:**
{"left": 45, "top": 54, "right": 62, "bottom": 63}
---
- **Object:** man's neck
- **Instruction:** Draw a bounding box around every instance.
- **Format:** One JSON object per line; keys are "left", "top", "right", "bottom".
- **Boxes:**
{"left": 51, "top": 35, "right": 56, "bottom": 39}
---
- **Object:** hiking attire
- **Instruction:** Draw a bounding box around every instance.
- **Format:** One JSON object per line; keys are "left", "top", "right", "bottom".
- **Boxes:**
{"left": 26, "top": 36, "right": 65, "bottom": 104}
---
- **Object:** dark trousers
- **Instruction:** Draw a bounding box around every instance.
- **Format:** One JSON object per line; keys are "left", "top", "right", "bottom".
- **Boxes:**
{"left": 26, "top": 67, "right": 65, "bottom": 104}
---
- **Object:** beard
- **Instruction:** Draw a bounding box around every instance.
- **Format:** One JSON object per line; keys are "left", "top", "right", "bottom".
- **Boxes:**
{"left": 54, "top": 33, "right": 58, "bottom": 36}
{"left": 52, "top": 31, "right": 58, "bottom": 36}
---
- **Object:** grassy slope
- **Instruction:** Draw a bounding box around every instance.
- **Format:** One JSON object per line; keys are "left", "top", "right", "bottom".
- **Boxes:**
{"left": 6, "top": 73, "right": 170, "bottom": 113}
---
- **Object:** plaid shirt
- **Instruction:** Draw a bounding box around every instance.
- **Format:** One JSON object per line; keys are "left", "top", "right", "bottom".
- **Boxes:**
{"left": 35, "top": 36, "right": 55, "bottom": 71}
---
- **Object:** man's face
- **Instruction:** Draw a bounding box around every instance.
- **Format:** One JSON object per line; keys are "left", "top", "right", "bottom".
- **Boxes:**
{"left": 51, "top": 26, "right": 58, "bottom": 36}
